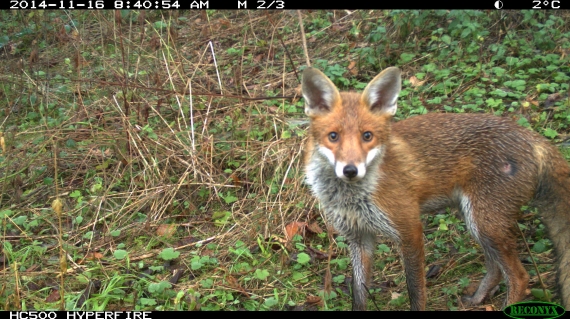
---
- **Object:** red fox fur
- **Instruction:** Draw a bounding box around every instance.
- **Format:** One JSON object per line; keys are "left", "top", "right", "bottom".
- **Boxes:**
{"left": 302, "top": 66, "right": 570, "bottom": 310}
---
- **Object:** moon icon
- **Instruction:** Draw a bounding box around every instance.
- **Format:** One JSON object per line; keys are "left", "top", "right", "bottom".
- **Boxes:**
{"left": 494, "top": 0, "right": 503, "bottom": 8}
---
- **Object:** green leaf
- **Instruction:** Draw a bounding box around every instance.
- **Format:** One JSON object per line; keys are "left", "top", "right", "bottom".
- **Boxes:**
{"left": 222, "top": 193, "right": 238, "bottom": 204}
{"left": 533, "top": 240, "right": 546, "bottom": 253}
{"left": 212, "top": 211, "right": 231, "bottom": 227}
{"left": 201, "top": 278, "right": 213, "bottom": 288}
{"left": 0, "top": 210, "right": 13, "bottom": 218}
{"left": 114, "top": 249, "right": 128, "bottom": 259}
{"left": 139, "top": 298, "right": 157, "bottom": 306}
{"left": 27, "top": 112, "right": 39, "bottom": 120}
{"left": 438, "top": 219, "right": 448, "bottom": 231}
{"left": 148, "top": 281, "right": 172, "bottom": 294}
{"left": 149, "top": 266, "right": 164, "bottom": 272}
{"left": 255, "top": 268, "right": 270, "bottom": 280}
{"left": 400, "top": 53, "right": 416, "bottom": 63}
{"left": 191, "top": 260, "right": 203, "bottom": 270}
{"left": 66, "top": 139, "right": 77, "bottom": 148}
{"left": 14, "top": 216, "right": 27, "bottom": 225}
{"left": 70, "top": 190, "right": 82, "bottom": 198}
{"left": 333, "top": 274, "right": 345, "bottom": 284}
{"left": 292, "top": 271, "right": 307, "bottom": 281}
{"left": 296, "top": 252, "right": 310, "bottom": 265}
{"left": 506, "top": 57, "right": 519, "bottom": 66}
{"left": 543, "top": 128, "right": 558, "bottom": 139}
{"left": 530, "top": 288, "right": 552, "bottom": 301}
{"left": 263, "top": 297, "right": 278, "bottom": 308}
{"left": 158, "top": 247, "right": 180, "bottom": 261}
{"left": 377, "top": 244, "right": 391, "bottom": 253}
{"left": 459, "top": 277, "right": 470, "bottom": 288}
{"left": 153, "top": 20, "right": 168, "bottom": 29}
{"left": 517, "top": 117, "right": 530, "bottom": 128}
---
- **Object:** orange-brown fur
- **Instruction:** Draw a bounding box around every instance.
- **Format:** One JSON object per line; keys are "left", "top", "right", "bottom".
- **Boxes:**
{"left": 302, "top": 67, "right": 570, "bottom": 310}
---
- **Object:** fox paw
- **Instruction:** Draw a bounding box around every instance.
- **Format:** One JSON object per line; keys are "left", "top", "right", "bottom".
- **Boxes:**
{"left": 462, "top": 285, "right": 500, "bottom": 306}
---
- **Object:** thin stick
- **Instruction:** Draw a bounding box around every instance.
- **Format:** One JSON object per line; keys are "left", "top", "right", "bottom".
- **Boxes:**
{"left": 297, "top": 11, "right": 311, "bottom": 67}
{"left": 188, "top": 80, "right": 196, "bottom": 151}
{"left": 209, "top": 40, "right": 223, "bottom": 94}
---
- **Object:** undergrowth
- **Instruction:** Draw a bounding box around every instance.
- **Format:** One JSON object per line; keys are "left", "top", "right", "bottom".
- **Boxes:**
{"left": 0, "top": 10, "right": 569, "bottom": 311}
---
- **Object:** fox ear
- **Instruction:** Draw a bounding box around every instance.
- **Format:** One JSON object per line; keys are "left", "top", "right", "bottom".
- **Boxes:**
{"left": 302, "top": 67, "right": 341, "bottom": 116}
{"left": 362, "top": 67, "right": 401, "bottom": 116}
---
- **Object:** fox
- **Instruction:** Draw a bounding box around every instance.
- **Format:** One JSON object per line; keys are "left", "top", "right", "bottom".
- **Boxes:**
{"left": 302, "top": 66, "right": 570, "bottom": 311}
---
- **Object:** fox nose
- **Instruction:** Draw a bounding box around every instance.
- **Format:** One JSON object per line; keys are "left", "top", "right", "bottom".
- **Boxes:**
{"left": 343, "top": 164, "right": 358, "bottom": 178}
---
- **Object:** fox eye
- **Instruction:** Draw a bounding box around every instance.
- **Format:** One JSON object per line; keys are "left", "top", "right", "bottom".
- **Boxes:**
{"left": 329, "top": 132, "right": 339, "bottom": 142}
{"left": 362, "top": 131, "right": 373, "bottom": 141}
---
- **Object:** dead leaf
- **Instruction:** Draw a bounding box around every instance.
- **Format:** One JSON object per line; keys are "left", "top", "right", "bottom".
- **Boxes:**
{"left": 150, "top": 35, "right": 161, "bottom": 50}
{"left": 168, "top": 27, "right": 178, "bottom": 43}
{"left": 305, "top": 295, "right": 323, "bottom": 307}
{"left": 45, "top": 289, "right": 60, "bottom": 302}
{"left": 323, "top": 267, "right": 332, "bottom": 294}
{"left": 218, "top": 18, "right": 231, "bottom": 28}
{"left": 525, "top": 97, "right": 539, "bottom": 107}
{"left": 226, "top": 275, "right": 250, "bottom": 297}
{"left": 285, "top": 221, "right": 307, "bottom": 240}
{"left": 348, "top": 61, "right": 358, "bottom": 76}
{"left": 25, "top": 264, "right": 40, "bottom": 272}
{"left": 425, "top": 264, "right": 441, "bottom": 278}
{"left": 137, "top": 11, "right": 146, "bottom": 25}
{"left": 169, "top": 268, "right": 185, "bottom": 284}
{"left": 307, "top": 222, "right": 323, "bottom": 234}
{"left": 267, "top": 234, "right": 287, "bottom": 249}
{"left": 176, "top": 236, "right": 198, "bottom": 246}
{"left": 156, "top": 224, "right": 177, "bottom": 237}
{"left": 70, "top": 30, "right": 80, "bottom": 41}
{"left": 544, "top": 93, "right": 563, "bottom": 109}
{"left": 485, "top": 306, "right": 494, "bottom": 311}
{"left": 391, "top": 291, "right": 401, "bottom": 300}
{"left": 379, "top": 280, "right": 397, "bottom": 289}
{"left": 409, "top": 76, "right": 426, "bottom": 87}
{"left": 84, "top": 252, "right": 104, "bottom": 261}
{"left": 253, "top": 54, "right": 264, "bottom": 63}
{"left": 13, "top": 175, "right": 22, "bottom": 202}
{"left": 77, "top": 280, "right": 100, "bottom": 307}
{"left": 230, "top": 173, "right": 241, "bottom": 187}
{"left": 306, "top": 246, "right": 329, "bottom": 260}
{"left": 114, "top": 10, "right": 122, "bottom": 24}
{"left": 29, "top": 49, "right": 38, "bottom": 65}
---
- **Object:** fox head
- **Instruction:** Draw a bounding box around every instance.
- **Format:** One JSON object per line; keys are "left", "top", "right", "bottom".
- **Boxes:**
{"left": 302, "top": 67, "right": 402, "bottom": 182}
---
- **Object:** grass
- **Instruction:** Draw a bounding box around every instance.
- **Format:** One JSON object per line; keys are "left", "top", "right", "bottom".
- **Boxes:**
{"left": 0, "top": 10, "right": 569, "bottom": 311}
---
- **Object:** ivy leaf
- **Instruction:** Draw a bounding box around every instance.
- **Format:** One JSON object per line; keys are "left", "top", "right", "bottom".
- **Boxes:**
{"left": 543, "top": 128, "right": 558, "bottom": 139}
{"left": 158, "top": 247, "right": 180, "bottom": 261}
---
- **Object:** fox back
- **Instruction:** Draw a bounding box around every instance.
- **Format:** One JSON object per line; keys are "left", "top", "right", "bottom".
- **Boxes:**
{"left": 302, "top": 67, "right": 570, "bottom": 310}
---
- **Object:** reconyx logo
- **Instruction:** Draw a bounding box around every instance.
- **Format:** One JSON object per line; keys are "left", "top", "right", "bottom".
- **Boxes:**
{"left": 504, "top": 301, "right": 566, "bottom": 319}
